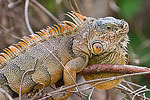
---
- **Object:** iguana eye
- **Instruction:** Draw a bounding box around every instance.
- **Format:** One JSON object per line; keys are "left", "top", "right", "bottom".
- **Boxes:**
{"left": 92, "top": 43, "right": 103, "bottom": 54}
{"left": 106, "top": 26, "right": 111, "bottom": 30}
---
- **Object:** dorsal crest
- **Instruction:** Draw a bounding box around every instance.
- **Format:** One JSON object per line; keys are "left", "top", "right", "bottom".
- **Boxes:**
{"left": 0, "top": 11, "right": 87, "bottom": 68}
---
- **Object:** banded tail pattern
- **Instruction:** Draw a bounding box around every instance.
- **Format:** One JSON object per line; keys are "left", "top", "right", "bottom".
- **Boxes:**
{"left": 0, "top": 11, "right": 87, "bottom": 68}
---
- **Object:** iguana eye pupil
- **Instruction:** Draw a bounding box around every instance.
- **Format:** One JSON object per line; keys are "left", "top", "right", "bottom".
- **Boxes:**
{"left": 96, "top": 46, "right": 99, "bottom": 49}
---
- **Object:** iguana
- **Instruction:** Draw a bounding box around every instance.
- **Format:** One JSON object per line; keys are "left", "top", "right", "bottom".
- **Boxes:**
{"left": 0, "top": 11, "right": 129, "bottom": 100}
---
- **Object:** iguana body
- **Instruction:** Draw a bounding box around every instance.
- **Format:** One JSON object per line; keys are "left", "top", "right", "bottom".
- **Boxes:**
{"left": 0, "top": 12, "right": 129, "bottom": 100}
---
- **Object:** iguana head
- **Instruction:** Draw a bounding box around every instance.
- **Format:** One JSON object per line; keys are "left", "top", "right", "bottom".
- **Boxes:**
{"left": 88, "top": 17, "right": 129, "bottom": 55}
{"left": 66, "top": 12, "right": 129, "bottom": 56}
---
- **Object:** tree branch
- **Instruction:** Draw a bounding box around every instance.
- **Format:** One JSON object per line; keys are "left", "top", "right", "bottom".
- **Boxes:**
{"left": 31, "top": 0, "right": 60, "bottom": 23}
{"left": 41, "top": 71, "right": 150, "bottom": 100}
{"left": 79, "top": 64, "right": 150, "bottom": 76}
{"left": 55, "top": 64, "right": 150, "bottom": 88}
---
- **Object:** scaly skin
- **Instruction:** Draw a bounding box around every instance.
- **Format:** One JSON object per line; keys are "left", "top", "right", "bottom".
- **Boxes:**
{"left": 0, "top": 12, "right": 129, "bottom": 100}
{"left": 84, "top": 17, "right": 129, "bottom": 89}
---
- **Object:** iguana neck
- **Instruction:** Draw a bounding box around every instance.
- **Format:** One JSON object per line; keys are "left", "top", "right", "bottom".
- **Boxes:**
{"left": 88, "top": 51, "right": 126, "bottom": 66}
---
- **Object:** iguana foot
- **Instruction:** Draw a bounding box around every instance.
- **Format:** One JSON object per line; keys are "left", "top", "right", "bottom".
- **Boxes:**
{"left": 27, "top": 88, "right": 43, "bottom": 99}
{"left": 42, "top": 91, "right": 71, "bottom": 100}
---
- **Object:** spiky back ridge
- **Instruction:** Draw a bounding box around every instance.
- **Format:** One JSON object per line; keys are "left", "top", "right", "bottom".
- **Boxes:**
{"left": 0, "top": 11, "right": 87, "bottom": 68}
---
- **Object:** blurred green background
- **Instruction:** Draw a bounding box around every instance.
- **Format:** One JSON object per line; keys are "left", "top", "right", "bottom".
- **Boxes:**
{"left": 0, "top": 0, "right": 150, "bottom": 99}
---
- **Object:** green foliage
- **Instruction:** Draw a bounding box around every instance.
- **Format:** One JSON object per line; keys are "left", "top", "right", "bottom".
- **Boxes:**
{"left": 117, "top": 0, "right": 143, "bottom": 19}
{"left": 136, "top": 76, "right": 150, "bottom": 97}
{"left": 118, "top": 0, "right": 150, "bottom": 97}
{"left": 38, "top": 0, "right": 57, "bottom": 14}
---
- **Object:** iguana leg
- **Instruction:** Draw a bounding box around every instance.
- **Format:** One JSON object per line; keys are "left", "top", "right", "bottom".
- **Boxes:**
{"left": 0, "top": 85, "right": 18, "bottom": 100}
{"left": 0, "top": 92, "right": 9, "bottom": 100}
{"left": 0, "top": 72, "right": 18, "bottom": 100}
{"left": 28, "top": 61, "right": 51, "bottom": 99}
{"left": 54, "top": 55, "right": 89, "bottom": 100}
{"left": 0, "top": 87, "right": 9, "bottom": 100}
